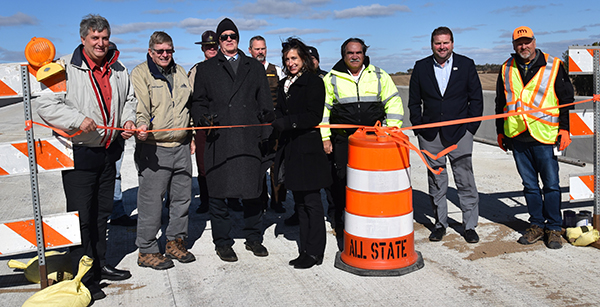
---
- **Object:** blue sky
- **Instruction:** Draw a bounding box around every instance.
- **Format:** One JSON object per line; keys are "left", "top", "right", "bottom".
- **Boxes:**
{"left": 1, "top": 0, "right": 599, "bottom": 74}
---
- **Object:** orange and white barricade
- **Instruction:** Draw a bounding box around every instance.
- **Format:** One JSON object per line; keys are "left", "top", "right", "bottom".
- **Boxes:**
{"left": 335, "top": 127, "right": 424, "bottom": 276}
{"left": 569, "top": 110, "right": 594, "bottom": 137}
{"left": 570, "top": 174, "right": 594, "bottom": 202}
{"left": 0, "top": 136, "right": 73, "bottom": 176}
{"left": 0, "top": 212, "right": 81, "bottom": 256}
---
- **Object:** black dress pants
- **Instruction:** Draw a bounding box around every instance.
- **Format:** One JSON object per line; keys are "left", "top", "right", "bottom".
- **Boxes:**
{"left": 293, "top": 190, "right": 326, "bottom": 256}
{"left": 62, "top": 155, "right": 116, "bottom": 286}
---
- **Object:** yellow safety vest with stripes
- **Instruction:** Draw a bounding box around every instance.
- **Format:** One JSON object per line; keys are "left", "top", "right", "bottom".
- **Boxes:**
{"left": 320, "top": 64, "right": 403, "bottom": 140}
{"left": 502, "top": 53, "right": 561, "bottom": 144}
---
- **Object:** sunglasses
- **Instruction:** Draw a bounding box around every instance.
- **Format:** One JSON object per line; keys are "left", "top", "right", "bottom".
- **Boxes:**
{"left": 219, "top": 33, "right": 238, "bottom": 41}
{"left": 153, "top": 48, "right": 175, "bottom": 55}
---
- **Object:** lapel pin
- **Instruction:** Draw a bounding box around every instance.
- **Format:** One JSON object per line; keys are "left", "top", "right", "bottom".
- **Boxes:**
{"left": 453, "top": 67, "right": 458, "bottom": 70}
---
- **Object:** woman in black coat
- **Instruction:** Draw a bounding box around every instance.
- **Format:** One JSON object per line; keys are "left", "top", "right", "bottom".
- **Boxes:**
{"left": 272, "top": 38, "right": 332, "bottom": 269}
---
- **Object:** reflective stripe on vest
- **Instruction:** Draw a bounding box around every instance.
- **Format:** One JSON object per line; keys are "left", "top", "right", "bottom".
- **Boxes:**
{"left": 502, "top": 53, "right": 561, "bottom": 144}
{"left": 330, "top": 66, "right": 383, "bottom": 105}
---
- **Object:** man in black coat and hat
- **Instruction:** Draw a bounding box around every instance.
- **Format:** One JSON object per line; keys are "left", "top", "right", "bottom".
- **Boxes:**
{"left": 191, "top": 18, "right": 274, "bottom": 262}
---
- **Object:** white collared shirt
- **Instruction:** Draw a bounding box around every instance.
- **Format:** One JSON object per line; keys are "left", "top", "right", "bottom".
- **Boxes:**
{"left": 433, "top": 53, "right": 453, "bottom": 96}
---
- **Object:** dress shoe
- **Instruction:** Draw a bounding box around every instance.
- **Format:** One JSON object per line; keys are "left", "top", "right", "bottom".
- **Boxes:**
{"left": 464, "top": 229, "right": 479, "bottom": 243}
{"left": 270, "top": 202, "right": 286, "bottom": 213}
{"left": 216, "top": 245, "right": 238, "bottom": 262}
{"left": 429, "top": 227, "right": 446, "bottom": 242}
{"left": 101, "top": 264, "right": 132, "bottom": 280}
{"left": 289, "top": 252, "right": 307, "bottom": 266}
{"left": 245, "top": 241, "right": 269, "bottom": 257}
{"left": 87, "top": 282, "right": 106, "bottom": 301}
{"left": 109, "top": 215, "right": 137, "bottom": 227}
{"left": 294, "top": 254, "right": 323, "bottom": 269}
{"left": 284, "top": 212, "right": 299, "bottom": 226}
{"left": 196, "top": 202, "right": 209, "bottom": 214}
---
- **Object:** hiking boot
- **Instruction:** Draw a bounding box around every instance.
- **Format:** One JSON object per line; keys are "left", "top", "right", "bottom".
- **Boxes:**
{"left": 245, "top": 241, "right": 269, "bottom": 257}
{"left": 166, "top": 238, "right": 196, "bottom": 263}
{"left": 216, "top": 245, "right": 238, "bottom": 262}
{"left": 545, "top": 229, "right": 563, "bottom": 249}
{"left": 518, "top": 224, "right": 544, "bottom": 245}
{"left": 138, "top": 252, "right": 174, "bottom": 270}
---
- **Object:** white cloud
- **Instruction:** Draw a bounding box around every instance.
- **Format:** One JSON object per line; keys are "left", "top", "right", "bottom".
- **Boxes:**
{"left": 235, "top": 0, "right": 307, "bottom": 18}
{"left": 309, "top": 37, "right": 344, "bottom": 45}
{"left": 112, "top": 22, "right": 178, "bottom": 35}
{"left": 0, "top": 12, "right": 39, "bottom": 27}
{"left": 491, "top": 5, "right": 536, "bottom": 15}
{"left": 120, "top": 47, "right": 148, "bottom": 54}
{"left": 180, "top": 17, "right": 269, "bottom": 35}
{"left": 301, "top": 0, "right": 329, "bottom": 4}
{"left": 303, "top": 11, "right": 330, "bottom": 20}
{"left": 0, "top": 47, "right": 26, "bottom": 62}
{"left": 110, "top": 37, "right": 140, "bottom": 45}
{"left": 334, "top": 4, "right": 410, "bottom": 19}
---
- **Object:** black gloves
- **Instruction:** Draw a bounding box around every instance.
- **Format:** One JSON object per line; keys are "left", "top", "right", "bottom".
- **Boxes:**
{"left": 199, "top": 114, "right": 218, "bottom": 127}
{"left": 258, "top": 110, "right": 276, "bottom": 123}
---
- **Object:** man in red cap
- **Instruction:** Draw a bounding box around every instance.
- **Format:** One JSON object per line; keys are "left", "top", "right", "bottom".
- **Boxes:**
{"left": 495, "top": 26, "right": 574, "bottom": 249}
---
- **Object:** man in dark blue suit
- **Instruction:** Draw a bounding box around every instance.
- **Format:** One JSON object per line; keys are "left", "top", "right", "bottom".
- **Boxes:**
{"left": 408, "top": 26, "right": 483, "bottom": 243}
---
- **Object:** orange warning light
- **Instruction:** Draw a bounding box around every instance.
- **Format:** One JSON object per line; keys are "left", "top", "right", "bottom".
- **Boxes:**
{"left": 24, "top": 37, "right": 56, "bottom": 67}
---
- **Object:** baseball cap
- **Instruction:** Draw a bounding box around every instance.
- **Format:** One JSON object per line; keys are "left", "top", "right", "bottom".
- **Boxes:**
{"left": 195, "top": 30, "right": 217, "bottom": 45}
{"left": 512, "top": 26, "right": 534, "bottom": 41}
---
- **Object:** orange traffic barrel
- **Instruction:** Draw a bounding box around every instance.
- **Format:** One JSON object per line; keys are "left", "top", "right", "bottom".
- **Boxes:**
{"left": 334, "top": 127, "right": 424, "bottom": 276}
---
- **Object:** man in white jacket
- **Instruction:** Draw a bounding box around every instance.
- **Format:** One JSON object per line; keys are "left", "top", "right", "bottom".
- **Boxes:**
{"left": 37, "top": 14, "right": 137, "bottom": 301}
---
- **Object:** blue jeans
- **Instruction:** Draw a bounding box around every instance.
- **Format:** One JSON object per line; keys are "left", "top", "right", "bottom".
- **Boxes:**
{"left": 512, "top": 139, "right": 562, "bottom": 231}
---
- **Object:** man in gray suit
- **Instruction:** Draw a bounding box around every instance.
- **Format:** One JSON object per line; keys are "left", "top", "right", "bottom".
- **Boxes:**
{"left": 408, "top": 26, "right": 483, "bottom": 244}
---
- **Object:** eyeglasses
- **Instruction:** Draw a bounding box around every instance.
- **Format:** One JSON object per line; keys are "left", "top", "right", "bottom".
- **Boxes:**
{"left": 153, "top": 48, "right": 175, "bottom": 55}
{"left": 219, "top": 33, "right": 238, "bottom": 41}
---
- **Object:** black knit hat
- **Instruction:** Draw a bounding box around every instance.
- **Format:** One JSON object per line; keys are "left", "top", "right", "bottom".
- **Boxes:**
{"left": 307, "top": 46, "right": 320, "bottom": 62}
{"left": 216, "top": 18, "right": 238, "bottom": 39}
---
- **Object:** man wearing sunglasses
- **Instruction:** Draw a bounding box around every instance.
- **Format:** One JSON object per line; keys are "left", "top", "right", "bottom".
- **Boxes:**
{"left": 191, "top": 18, "right": 274, "bottom": 262}
{"left": 131, "top": 31, "right": 196, "bottom": 270}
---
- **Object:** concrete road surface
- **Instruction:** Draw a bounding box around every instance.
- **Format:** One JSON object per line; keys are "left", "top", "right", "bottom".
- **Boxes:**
{"left": 0, "top": 101, "right": 598, "bottom": 307}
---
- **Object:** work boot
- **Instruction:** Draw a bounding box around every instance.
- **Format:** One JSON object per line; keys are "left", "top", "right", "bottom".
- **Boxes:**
{"left": 166, "top": 238, "right": 196, "bottom": 263}
{"left": 518, "top": 224, "right": 544, "bottom": 245}
{"left": 138, "top": 252, "right": 174, "bottom": 270}
{"left": 545, "top": 229, "right": 563, "bottom": 249}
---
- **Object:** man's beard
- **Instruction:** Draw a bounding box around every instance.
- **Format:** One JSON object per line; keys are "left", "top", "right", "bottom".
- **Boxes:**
{"left": 518, "top": 50, "right": 532, "bottom": 61}
{"left": 256, "top": 55, "right": 265, "bottom": 62}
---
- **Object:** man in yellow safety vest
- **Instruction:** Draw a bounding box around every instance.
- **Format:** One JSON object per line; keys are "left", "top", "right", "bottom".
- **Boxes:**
{"left": 495, "top": 26, "right": 574, "bottom": 249}
{"left": 320, "top": 38, "right": 404, "bottom": 236}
